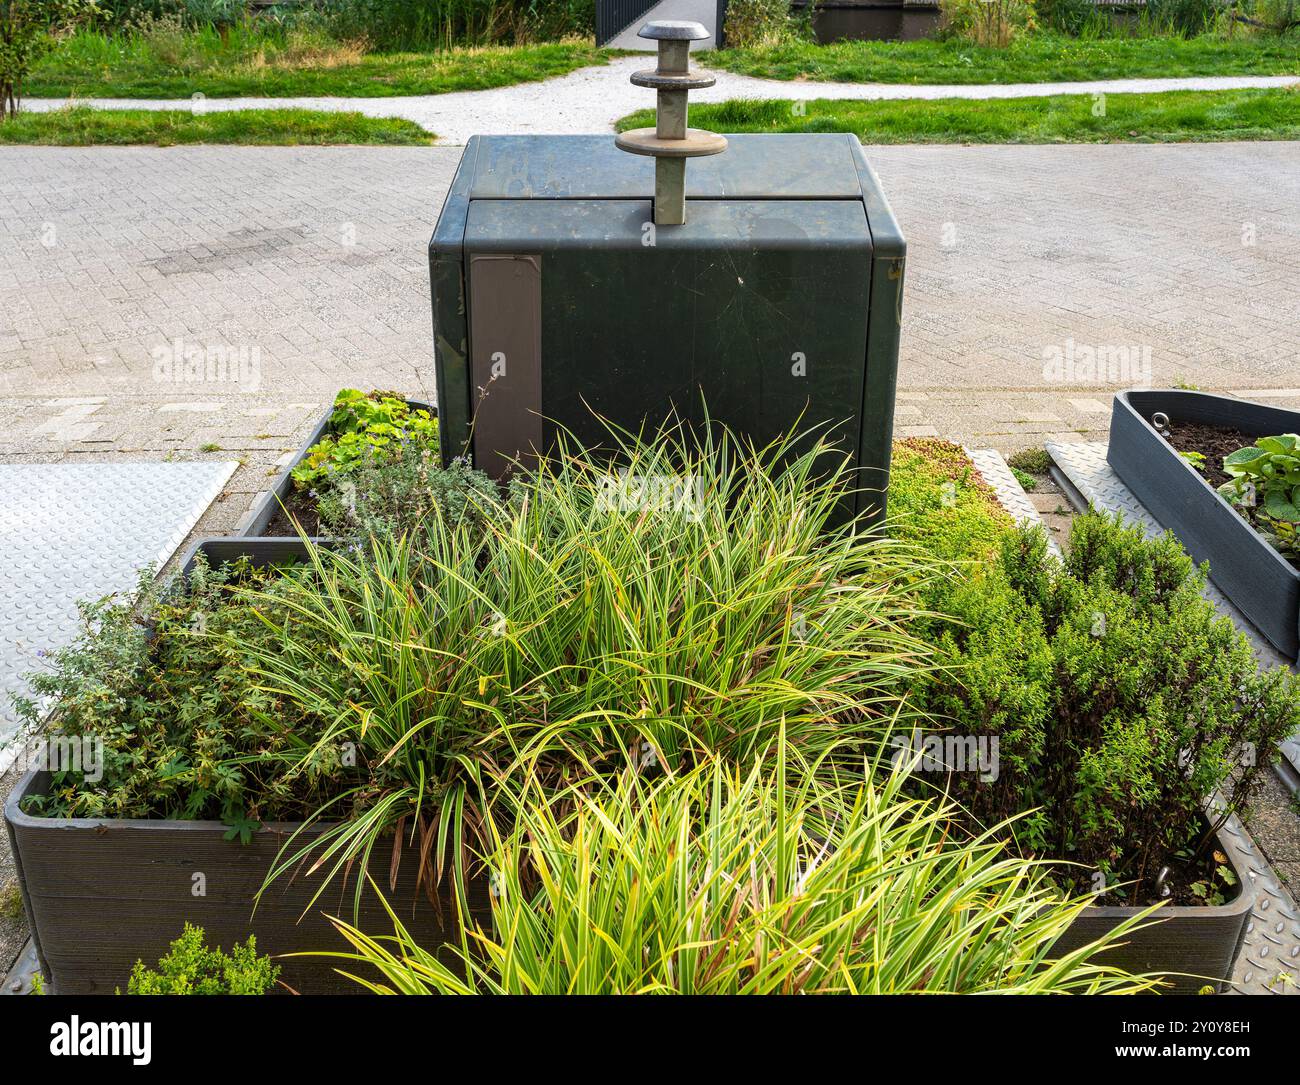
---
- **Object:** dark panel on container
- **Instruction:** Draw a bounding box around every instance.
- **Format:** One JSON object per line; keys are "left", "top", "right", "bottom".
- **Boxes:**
{"left": 468, "top": 253, "right": 544, "bottom": 479}
{"left": 428, "top": 135, "right": 481, "bottom": 463}
{"left": 464, "top": 198, "right": 871, "bottom": 462}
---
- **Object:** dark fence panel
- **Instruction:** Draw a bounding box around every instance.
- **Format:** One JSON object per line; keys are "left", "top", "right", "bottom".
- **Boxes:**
{"left": 596, "top": 0, "right": 665, "bottom": 44}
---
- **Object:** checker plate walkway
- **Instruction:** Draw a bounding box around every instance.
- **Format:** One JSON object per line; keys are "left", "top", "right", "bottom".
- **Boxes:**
{"left": 1046, "top": 440, "right": 1300, "bottom": 995}
{"left": 0, "top": 461, "right": 236, "bottom": 770}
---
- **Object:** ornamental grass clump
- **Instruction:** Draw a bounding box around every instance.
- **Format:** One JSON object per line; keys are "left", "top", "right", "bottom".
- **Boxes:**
{"left": 239, "top": 423, "right": 936, "bottom": 911}
{"left": 317, "top": 758, "right": 1160, "bottom": 995}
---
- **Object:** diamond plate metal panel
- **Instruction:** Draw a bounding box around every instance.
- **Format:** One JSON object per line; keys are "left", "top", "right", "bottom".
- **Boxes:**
{"left": 967, "top": 447, "right": 1061, "bottom": 556}
{"left": 0, "top": 462, "right": 236, "bottom": 771}
{"left": 1048, "top": 440, "right": 1300, "bottom": 996}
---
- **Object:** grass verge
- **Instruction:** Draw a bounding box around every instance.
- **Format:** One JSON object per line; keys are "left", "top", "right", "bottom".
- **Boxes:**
{"left": 0, "top": 107, "right": 433, "bottom": 146}
{"left": 706, "top": 33, "right": 1300, "bottom": 85}
{"left": 28, "top": 35, "right": 607, "bottom": 99}
{"left": 617, "top": 87, "right": 1300, "bottom": 143}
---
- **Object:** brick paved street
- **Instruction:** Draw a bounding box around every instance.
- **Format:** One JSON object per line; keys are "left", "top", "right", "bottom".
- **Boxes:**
{"left": 2, "top": 141, "right": 1298, "bottom": 538}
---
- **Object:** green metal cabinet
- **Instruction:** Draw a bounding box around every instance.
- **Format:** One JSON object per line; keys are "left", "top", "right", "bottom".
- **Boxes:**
{"left": 429, "top": 132, "right": 905, "bottom": 521}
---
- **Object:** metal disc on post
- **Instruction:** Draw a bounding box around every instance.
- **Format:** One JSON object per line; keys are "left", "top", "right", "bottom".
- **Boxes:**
{"left": 615, "top": 20, "right": 727, "bottom": 227}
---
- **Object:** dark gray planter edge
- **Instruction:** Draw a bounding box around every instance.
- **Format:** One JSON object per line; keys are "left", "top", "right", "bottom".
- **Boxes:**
{"left": 1057, "top": 797, "right": 1259, "bottom": 993}
{"left": 240, "top": 397, "right": 436, "bottom": 539}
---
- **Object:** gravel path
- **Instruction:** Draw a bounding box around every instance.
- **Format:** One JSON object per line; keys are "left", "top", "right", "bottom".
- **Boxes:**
{"left": 21, "top": 56, "right": 1300, "bottom": 144}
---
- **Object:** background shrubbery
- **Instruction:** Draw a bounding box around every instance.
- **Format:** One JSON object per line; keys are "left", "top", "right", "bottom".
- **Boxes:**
{"left": 723, "top": 0, "right": 797, "bottom": 48}
{"left": 939, "top": 0, "right": 1037, "bottom": 45}
{"left": 89, "top": 0, "right": 595, "bottom": 48}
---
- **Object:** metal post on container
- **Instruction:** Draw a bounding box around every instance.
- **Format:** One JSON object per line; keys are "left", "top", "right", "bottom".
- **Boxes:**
{"left": 614, "top": 21, "right": 726, "bottom": 227}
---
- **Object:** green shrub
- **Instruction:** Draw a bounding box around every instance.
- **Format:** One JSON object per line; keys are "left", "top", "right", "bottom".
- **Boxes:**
{"left": 290, "top": 388, "right": 438, "bottom": 491}
{"left": 124, "top": 924, "right": 279, "bottom": 994}
{"left": 321, "top": 761, "right": 1159, "bottom": 994}
{"left": 912, "top": 511, "right": 1300, "bottom": 898}
{"left": 315, "top": 448, "right": 521, "bottom": 543}
{"left": 17, "top": 554, "right": 353, "bottom": 827}
{"left": 723, "top": 0, "right": 795, "bottom": 47}
{"left": 1, "top": 0, "right": 101, "bottom": 118}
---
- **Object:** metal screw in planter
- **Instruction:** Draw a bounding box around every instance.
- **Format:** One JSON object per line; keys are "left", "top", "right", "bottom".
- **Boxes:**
{"left": 614, "top": 20, "right": 726, "bottom": 227}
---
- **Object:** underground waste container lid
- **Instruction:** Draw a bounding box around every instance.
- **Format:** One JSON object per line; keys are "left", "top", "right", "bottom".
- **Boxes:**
{"left": 464, "top": 133, "right": 867, "bottom": 201}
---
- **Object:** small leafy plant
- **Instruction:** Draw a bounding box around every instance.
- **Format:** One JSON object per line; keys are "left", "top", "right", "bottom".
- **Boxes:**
{"left": 290, "top": 389, "right": 438, "bottom": 490}
{"left": 124, "top": 924, "right": 279, "bottom": 995}
{"left": 1218, "top": 433, "right": 1300, "bottom": 559}
{"left": 316, "top": 449, "right": 520, "bottom": 544}
{"left": 17, "top": 553, "right": 352, "bottom": 826}
{"left": 1187, "top": 850, "right": 1238, "bottom": 907}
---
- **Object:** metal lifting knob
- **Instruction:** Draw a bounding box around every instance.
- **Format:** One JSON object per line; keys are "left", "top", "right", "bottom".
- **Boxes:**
{"left": 614, "top": 20, "right": 727, "bottom": 226}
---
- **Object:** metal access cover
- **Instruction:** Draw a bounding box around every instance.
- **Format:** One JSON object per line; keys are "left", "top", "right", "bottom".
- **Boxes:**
{"left": 463, "top": 197, "right": 872, "bottom": 463}
{"left": 0, "top": 461, "right": 236, "bottom": 770}
{"left": 465, "top": 134, "right": 867, "bottom": 200}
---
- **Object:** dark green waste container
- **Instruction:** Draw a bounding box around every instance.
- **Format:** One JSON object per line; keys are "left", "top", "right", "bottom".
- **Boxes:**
{"left": 428, "top": 132, "right": 905, "bottom": 521}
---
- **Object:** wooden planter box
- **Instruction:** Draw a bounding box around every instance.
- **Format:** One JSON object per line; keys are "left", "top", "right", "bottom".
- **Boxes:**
{"left": 1050, "top": 813, "right": 1257, "bottom": 994}
{"left": 4, "top": 535, "right": 485, "bottom": 995}
{"left": 1107, "top": 389, "right": 1300, "bottom": 662}
{"left": 244, "top": 397, "right": 435, "bottom": 538}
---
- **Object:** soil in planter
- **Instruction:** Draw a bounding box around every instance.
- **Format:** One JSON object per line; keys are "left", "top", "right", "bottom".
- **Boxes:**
{"left": 1163, "top": 419, "right": 1257, "bottom": 489}
{"left": 1162, "top": 418, "right": 1300, "bottom": 570}
{"left": 1080, "top": 842, "right": 1238, "bottom": 908}
{"left": 265, "top": 487, "right": 325, "bottom": 537}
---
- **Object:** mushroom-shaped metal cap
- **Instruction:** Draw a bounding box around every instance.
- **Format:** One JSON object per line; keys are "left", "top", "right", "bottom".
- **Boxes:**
{"left": 638, "top": 19, "right": 710, "bottom": 40}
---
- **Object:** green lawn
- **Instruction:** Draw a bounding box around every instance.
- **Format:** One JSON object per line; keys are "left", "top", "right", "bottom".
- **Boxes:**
{"left": 27, "top": 30, "right": 607, "bottom": 98}
{"left": 0, "top": 107, "right": 433, "bottom": 146}
{"left": 706, "top": 33, "right": 1300, "bottom": 85}
{"left": 619, "top": 87, "right": 1300, "bottom": 143}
